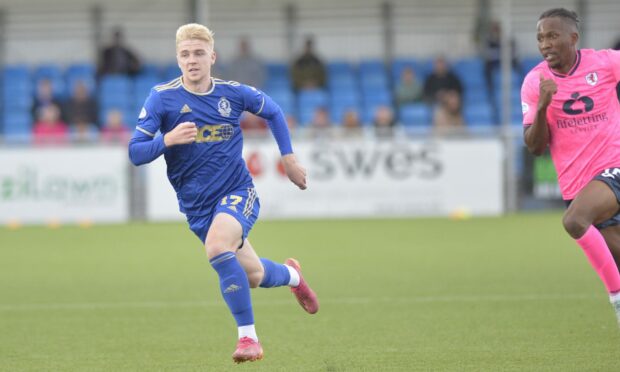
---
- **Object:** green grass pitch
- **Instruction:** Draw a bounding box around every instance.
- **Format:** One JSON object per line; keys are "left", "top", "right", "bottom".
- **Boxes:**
{"left": 1, "top": 212, "right": 620, "bottom": 371}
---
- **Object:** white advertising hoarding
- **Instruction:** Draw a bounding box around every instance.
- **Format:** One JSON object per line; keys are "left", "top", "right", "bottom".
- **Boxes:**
{"left": 0, "top": 146, "right": 129, "bottom": 224}
{"left": 145, "top": 138, "right": 504, "bottom": 221}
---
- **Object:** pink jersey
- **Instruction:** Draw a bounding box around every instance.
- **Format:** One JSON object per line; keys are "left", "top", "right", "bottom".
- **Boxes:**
{"left": 521, "top": 49, "right": 620, "bottom": 199}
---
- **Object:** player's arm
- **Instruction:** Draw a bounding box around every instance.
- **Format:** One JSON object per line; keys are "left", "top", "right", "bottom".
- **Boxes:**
{"left": 523, "top": 73, "right": 556, "bottom": 156}
{"left": 242, "top": 86, "right": 307, "bottom": 190}
{"left": 128, "top": 91, "right": 197, "bottom": 165}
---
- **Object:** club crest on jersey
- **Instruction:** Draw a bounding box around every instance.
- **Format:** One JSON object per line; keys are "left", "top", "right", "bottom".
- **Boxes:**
{"left": 585, "top": 72, "right": 598, "bottom": 86}
{"left": 218, "top": 97, "right": 232, "bottom": 117}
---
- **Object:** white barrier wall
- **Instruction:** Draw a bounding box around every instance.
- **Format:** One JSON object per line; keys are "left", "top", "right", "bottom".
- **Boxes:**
{"left": 145, "top": 138, "right": 504, "bottom": 221}
{"left": 0, "top": 146, "right": 129, "bottom": 224}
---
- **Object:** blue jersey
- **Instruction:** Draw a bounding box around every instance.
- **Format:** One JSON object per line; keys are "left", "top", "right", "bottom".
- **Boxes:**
{"left": 128, "top": 77, "right": 293, "bottom": 216}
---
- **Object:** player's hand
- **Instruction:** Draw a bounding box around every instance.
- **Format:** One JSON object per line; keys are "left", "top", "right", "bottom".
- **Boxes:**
{"left": 281, "top": 153, "right": 307, "bottom": 190}
{"left": 164, "top": 122, "right": 197, "bottom": 147}
{"left": 538, "top": 73, "right": 557, "bottom": 110}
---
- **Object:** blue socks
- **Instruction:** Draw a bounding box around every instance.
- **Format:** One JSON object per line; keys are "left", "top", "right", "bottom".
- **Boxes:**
{"left": 259, "top": 258, "right": 291, "bottom": 288}
{"left": 209, "top": 252, "right": 254, "bottom": 327}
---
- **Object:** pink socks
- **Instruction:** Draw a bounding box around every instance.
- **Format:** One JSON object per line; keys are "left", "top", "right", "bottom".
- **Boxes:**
{"left": 576, "top": 226, "right": 620, "bottom": 294}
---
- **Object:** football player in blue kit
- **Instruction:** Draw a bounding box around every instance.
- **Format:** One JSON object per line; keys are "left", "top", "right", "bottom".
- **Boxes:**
{"left": 128, "top": 23, "right": 319, "bottom": 364}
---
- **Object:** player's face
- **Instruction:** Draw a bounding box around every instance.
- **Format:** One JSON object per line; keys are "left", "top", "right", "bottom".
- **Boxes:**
{"left": 536, "top": 17, "right": 578, "bottom": 72}
{"left": 176, "top": 39, "right": 216, "bottom": 85}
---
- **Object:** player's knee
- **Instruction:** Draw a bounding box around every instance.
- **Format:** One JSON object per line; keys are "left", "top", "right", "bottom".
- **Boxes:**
{"left": 205, "top": 237, "right": 232, "bottom": 260}
{"left": 247, "top": 268, "right": 264, "bottom": 288}
{"left": 562, "top": 212, "right": 590, "bottom": 239}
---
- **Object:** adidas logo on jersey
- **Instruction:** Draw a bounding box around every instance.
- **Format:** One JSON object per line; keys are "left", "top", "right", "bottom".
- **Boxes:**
{"left": 180, "top": 104, "right": 192, "bottom": 113}
{"left": 224, "top": 284, "right": 241, "bottom": 293}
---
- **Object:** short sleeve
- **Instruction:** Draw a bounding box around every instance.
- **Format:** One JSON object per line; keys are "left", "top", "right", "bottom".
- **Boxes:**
{"left": 521, "top": 72, "right": 540, "bottom": 126}
{"left": 136, "top": 90, "right": 165, "bottom": 137}
{"left": 602, "top": 49, "right": 620, "bottom": 82}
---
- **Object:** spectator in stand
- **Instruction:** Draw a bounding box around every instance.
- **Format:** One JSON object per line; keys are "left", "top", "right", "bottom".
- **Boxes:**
{"left": 432, "top": 90, "right": 465, "bottom": 136}
{"left": 423, "top": 56, "right": 463, "bottom": 105}
{"left": 482, "top": 20, "right": 521, "bottom": 123}
{"left": 341, "top": 108, "right": 363, "bottom": 137}
{"left": 373, "top": 105, "right": 396, "bottom": 138}
{"left": 308, "top": 106, "right": 331, "bottom": 138}
{"left": 65, "top": 80, "right": 98, "bottom": 128}
{"left": 98, "top": 27, "right": 142, "bottom": 77}
{"left": 395, "top": 67, "right": 423, "bottom": 107}
{"left": 101, "top": 109, "right": 130, "bottom": 144}
{"left": 227, "top": 37, "right": 266, "bottom": 89}
{"left": 31, "top": 78, "right": 64, "bottom": 120}
{"left": 33, "top": 104, "right": 69, "bottom": 145}
{"left": 291, "top": 36, "right": 327, "bottom": 91}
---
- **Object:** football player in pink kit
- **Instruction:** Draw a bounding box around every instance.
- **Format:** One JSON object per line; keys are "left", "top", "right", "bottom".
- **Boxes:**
{"left": 522, "top": 8, "right": 620, "bottom": 327}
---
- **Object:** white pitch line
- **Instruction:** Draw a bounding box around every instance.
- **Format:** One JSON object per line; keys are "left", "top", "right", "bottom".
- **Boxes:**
{"left": 0, "top": 293, "right": 602, "bottom": 312}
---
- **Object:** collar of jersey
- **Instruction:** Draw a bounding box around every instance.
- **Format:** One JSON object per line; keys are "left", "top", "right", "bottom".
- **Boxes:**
{"left": 550, "top": 50, "right": 581, "bottom": 78}
{"left": 181, "top": 77, "right": 215, "bottom": 95}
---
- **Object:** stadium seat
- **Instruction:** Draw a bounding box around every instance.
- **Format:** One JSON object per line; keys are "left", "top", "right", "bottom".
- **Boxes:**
{"left": 330, "top": 103, "right": 360, "bottom": 124}
{"left": 3, "top": 110, "right": 32, "bottom": 136}
{"left": 453, "top": 57, "right": 485, "bottom": 90}
{"left": 266, "top": 63, "right": 289, "bottom": 80}
{"left": 464, "top": 102, "right": 494, "bottom": 126}
{"left": 66, "top": 63, "right": 96, "bottom": 95}
{"left": 362, "top": 88, "right": 392, "bottom": 107}
{"left": 360, "top": 72, "right": 389, "bottom": 91}
{"left": 359, "top": 59, "right": 386, "bottom": 75}
{"left": 268, "top": 88, "right": 296, "bottom": 117}
{"left": 392, "top": 58, "right": 434, "bottom": 83}
{"left": 134, "top": 75, "right": 161, "bottom": 107}
{"left": 398, "top": 103, "right": 431, "bottom": 127}
{"left": 521, "top": 56, "right": 543, "bottom": 73}
{"left": 264, "top": 76, "right": 292, "bottom": 92}
{"left": 163, "top": 63, "right": 181, "bottom": 81}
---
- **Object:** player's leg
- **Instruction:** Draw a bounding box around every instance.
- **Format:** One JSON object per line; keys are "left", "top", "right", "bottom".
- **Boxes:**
{"left": 205, "top": 213, "right": 262, "bottom": 363}
{"left": 599, "top": 224, "right": 620, "bottom": 270}
{"left": 563, "top": 179, "right": 620, "bottom": 317}
{"left": 236, "top": 239, "right": 295, "bottom": 288}
{"left": 236, "top": 239, "right": 319, "bottom": 313}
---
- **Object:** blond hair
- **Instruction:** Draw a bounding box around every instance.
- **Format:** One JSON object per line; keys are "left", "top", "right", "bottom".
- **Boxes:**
{"left": 175, "top": 23, "right": 215, "bottom": 48}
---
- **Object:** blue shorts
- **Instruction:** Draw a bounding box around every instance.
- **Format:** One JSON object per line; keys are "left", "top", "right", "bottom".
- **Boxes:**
{"left": 565, "top": 167, "right": 620, "bottom": 230}
{"left": 186, "top": 187, "right": 260, "bottom": 244}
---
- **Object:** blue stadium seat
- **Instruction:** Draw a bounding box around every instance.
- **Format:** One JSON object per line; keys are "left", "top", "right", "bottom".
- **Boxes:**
{"left": 266, "top": 63, "right": 289, "bottom": 80}
{"left": 464, "top": 102, "right": 494, "bottom": 126}
{"left": 362, "top": 88, "right": 392, "bottom": 107}
{"left": 163, "top": 63, "right": 181, "bottom": 81}
{"left": 2, "top": 91, "right": 32, "bottom": 110}
{"left": 264, "top": 76, "right": 292, "bottom": 92}
{"left": 453, "top": 57, "right": 485, "bottom": 90}
{"left": 359, "top": 60, "right": 386, "bottom": 75}
{"left": 392, "top": 58, "right": 433, "bottom": 83}
{"left": 399, "top": 103, "right": 431, "bottom": 127}
{"left": 360, "top": 72, "right": 388, "bottom": 91}
{"left": 327, "top": 61, "right": 355, "bottom": 76}
{"left": 66, "top": 63, "right": 96, "bottom": 95}
{"left": 134, "top": 75, "right": 161, "bottom": 107}
{"left": 139, "top": 63, "right": 162, "bottom": 79}
{"left": 34, "top": 63, "right": 63, "bottom": 80}
{"left": 3, "top": 111, "right": 32, "bottom": 136}
{"left": 521, "top": 56, "right": 543, "bottom": 73}
{"left": 330, "top": 103, "right": 360, "bottom": 124}
{"left": 66, "top": 62, "right": 95, "bottom": 77}
{"left": 268, "top": 89, "right": 296, "bottom": 116}
{"left": 297, "top": 89, "right": 328, "bottom": 125}
{"left": 3, "top": 65, "right": 30, "bottom": 79}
